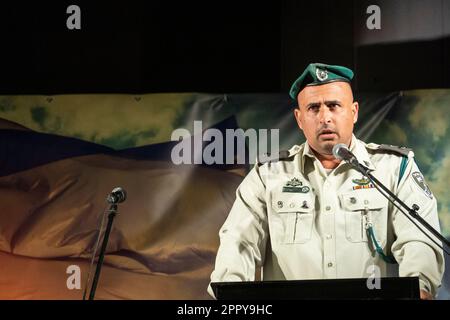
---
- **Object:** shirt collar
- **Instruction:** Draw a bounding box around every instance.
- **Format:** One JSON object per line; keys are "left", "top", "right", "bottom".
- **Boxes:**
{"left": 350, "top": 135, "right": 376, "bottom": 171}
{"left": 300, "top": 134, "right": 376, "bottom": 173}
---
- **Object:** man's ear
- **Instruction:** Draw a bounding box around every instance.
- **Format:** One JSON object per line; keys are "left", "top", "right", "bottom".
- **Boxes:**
{"left": 294, "top": 107, "right": 303, "bottom": 130}
{"left": 352, "top": 101, "right": 359, "bottom": 124}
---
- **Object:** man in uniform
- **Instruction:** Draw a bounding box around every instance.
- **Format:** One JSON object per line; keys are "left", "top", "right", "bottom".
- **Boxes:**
{"left": 208, "top": 63, "right": 445, "bottom": 300}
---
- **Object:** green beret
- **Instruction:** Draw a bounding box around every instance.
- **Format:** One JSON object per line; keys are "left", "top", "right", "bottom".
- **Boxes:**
{"left": 289, "top": 63, "right": 354, "bottom": 100}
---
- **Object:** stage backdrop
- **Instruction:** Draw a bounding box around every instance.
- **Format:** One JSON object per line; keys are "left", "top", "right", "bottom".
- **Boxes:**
{"left": 0, "top": 90, "right": 449, "bottom": 299}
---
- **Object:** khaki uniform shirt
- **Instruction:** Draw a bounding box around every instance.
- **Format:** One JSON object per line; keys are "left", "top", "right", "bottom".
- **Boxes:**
{"left": 209, "top": 135, "right": 445, "bottom": 297}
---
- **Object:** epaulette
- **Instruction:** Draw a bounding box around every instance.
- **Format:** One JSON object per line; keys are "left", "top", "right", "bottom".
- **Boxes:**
{"left": 257, "top": 148, "right": 297, "bottom": 166}
{"left": 366, "top": 143, "right": 414, "bottom": 157}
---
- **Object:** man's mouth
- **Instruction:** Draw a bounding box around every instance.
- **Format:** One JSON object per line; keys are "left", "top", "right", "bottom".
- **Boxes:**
{"left": 318, "top": 129, "right": 337, "bottom": 139}
{"left": 319, "top": 129, "right": 336, "bottom": 135}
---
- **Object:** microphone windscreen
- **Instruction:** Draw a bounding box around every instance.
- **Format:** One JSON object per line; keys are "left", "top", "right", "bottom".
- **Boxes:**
{"left": 332, "top": 143, "right": 347, "bottom": 160}
{"left": 110, "top": 187, "right": 127, "bottom": 203}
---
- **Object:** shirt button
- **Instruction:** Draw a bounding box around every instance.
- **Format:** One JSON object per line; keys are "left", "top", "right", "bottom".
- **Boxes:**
{"left": 350, "top": 197, "right": 357, "bottom": 204}
{"left": 326, "top": 234, "right": 332, "bottom": 239}
{"left": 364, "top": 200, "right": 369, "bottom": 205}
{"left": 289, "top": 203, "right": 295, "bottom": 208}
{"left": 325, "top": 206, "right": 331, "bottom": 211}
{"left": 327, "top": 262, "right": 333, "bottom": 268}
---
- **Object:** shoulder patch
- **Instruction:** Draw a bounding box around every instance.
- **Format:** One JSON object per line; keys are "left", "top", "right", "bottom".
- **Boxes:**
{"left": 367, "top": 143, "right": 413, "bottom": 157}
{"left": 412, "top": 171, "right": 433, "bottom": 199}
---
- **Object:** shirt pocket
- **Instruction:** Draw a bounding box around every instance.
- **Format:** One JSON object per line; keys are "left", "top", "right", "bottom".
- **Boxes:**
{"left": 271, "top": 193, "right": 315, "bottom": 244}
{"left": 339, "top": 190, "right": 389, "bottom": 244}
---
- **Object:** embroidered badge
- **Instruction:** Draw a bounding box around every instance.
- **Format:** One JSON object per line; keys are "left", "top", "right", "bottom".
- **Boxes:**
{"left": 412, "top": 172, "right": 433, "bottom": 199}
{"left": 352, "top": 177, "right": 374, "bottom": 190}
{"left": 282, "top": 177, "right": 310, "bottom": 193}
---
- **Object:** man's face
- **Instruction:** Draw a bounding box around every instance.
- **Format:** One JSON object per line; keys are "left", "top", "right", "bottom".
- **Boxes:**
{"left": 293, "top": 81, "right": 358, "bottom": 155}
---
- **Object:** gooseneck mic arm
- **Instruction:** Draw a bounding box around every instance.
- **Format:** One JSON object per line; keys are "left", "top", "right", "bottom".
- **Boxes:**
{"left": 332, "top": 144, "right": 450, "bottom": 255}
{"left": 83, "top": 187, "right": 127, "bottom": 300}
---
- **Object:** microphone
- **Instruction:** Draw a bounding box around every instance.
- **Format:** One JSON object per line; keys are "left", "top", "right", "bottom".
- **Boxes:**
{"left": 107, "top": 187, "right": 127, "bottom": 204}
{"left": 332, "top": 143, "right": 358, "bottom": 165}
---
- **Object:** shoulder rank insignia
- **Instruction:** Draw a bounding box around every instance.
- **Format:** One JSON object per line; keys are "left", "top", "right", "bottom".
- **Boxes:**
{"left": 412, "top": 172, "right": 433, "bottom": 199}
{"left": 283, "top": 177, "right": 310, "bottom": 193}
{"left": 257, "top": 150, "right": 292, "bottom": 165}
{"left": 378, "top": 144, "right": 412, "bottom": 157}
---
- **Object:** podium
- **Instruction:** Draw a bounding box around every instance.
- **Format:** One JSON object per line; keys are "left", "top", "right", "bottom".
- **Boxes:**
{"left": 211, "top": 277, "right": 420, "bottom": 300}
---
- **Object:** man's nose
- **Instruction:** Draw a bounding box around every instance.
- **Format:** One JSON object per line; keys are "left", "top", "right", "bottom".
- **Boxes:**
{"left": 319, "top": 106, "right": 332, "bottom": 124}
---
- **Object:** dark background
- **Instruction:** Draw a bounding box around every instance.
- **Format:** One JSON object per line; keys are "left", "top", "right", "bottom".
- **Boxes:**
{"left": 0, "top": 0, "right": 449, "bottom": 94}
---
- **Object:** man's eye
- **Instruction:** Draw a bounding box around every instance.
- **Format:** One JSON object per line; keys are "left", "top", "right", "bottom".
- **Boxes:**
{"left": 308, "top": 105, "right": 319, "bottom": 111}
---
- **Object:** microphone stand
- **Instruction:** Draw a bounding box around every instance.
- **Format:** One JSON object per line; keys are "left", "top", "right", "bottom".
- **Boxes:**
{"left": 349, "top": 159, "right": 450, "bottom": 254}
{"left": 87, "top": 202, "right": 119, "bottom": 300}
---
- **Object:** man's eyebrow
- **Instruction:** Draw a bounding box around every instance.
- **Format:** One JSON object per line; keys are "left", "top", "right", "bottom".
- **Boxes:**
{"left": 324, "top": 100, "right": 342, "bottom": 105}
{"left": 305, "top": 102, "right": 321, "bottom": 109}
{"left": 304, "top": 100, "right": 342, "bottom": 109}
